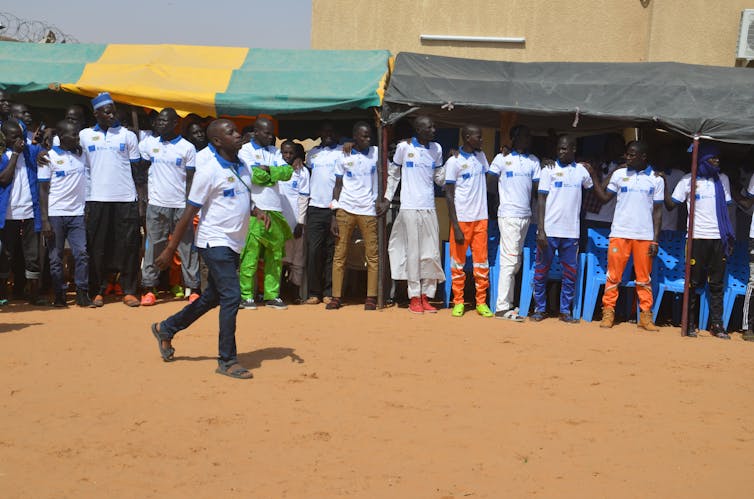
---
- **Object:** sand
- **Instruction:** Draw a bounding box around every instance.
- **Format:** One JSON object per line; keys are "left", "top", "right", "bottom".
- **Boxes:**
{"left": 2, "top": 299, "right": 754, "bottom": 498}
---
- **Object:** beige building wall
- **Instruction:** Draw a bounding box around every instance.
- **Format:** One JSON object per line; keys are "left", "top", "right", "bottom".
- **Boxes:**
{"left": 312, "top": 0, "right": 750, "bottom": 67}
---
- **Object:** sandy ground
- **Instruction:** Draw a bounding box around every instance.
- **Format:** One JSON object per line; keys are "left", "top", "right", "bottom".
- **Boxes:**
{"left": 2, "top": 297, "right": 754, "bottom": 499}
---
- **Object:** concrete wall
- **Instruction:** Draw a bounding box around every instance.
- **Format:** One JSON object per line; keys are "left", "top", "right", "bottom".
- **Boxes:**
{"left": 312, "top": 0, "right": 750, "bottom": 66}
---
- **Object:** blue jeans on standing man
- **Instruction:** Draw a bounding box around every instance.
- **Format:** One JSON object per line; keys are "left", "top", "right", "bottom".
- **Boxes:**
{"left": 533, "top": 237, "right": 579, "bottom": 315}
{"left": 48, "top": 215, "right": 88, "bottom": 293}
{"left": 159, "top": 245, "right": 241, "bottom": 368}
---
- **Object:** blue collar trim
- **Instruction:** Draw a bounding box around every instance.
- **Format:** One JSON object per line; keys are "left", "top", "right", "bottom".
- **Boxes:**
{"left": 458, "top": 148, "right": 473, "bottom": 159}
{"left": 411, "top": 137, "right": 429, "bottom": 149}
{"left": 210, "top": 144, "right": 240, "bottom": 170}
{"left": 161, "top": 134, "right": 182, "bottom": 145}
{"left": 510, "top": 149, "right": 529, "bottom": 158}
{"left": 556, "top": 159, "right": 576, "bottom": 168}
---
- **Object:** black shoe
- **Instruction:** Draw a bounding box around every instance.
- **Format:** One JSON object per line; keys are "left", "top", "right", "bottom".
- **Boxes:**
{"left": 710, "top": 323, "right": 730, "bottom": 340}
{"left": 53, "top": 292, "right": 67, "bottom": 308}
{"left": 76, "top": 289, "right": 94, "bottom": 308}
{"left": 265, "top": 298, "right": 288, "bottom": 310}
{"left": 529, "top": 311, "right": 546, "bottom": 322}
{"left": 685, "top": 323, "right": 698, "bottom": 337}
{"left": 559, "top": 313, "right": 579, "bottom": 324}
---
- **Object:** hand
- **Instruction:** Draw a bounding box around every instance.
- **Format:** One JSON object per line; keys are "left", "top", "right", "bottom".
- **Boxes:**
{"left": 330, "top": 213, "right": 339, "bottom": 237}
{"left": 41, "top": 219, "right": 53, "bottom": 240}
{"left": 292, "top": 157, "right": 303, "bottom": 170}
{"left": 376, "top": 199, "right": 390, "bottom": 217}
{"left": 536, "top": 230, "right": 548, "bottom": 250}
{"left": 499, "top": 145, "right": 511, "bottom": 156}
{"left": 293, "top": 223, "right": 304, "bottom": 238}
{"left": 342, "top": 142, "right": 353, "bottom": 156}
{"left": 36, "top": 149, "right": 50, "bottom": 166}
{"left": 648, "top": 242, "right": 658, "bottom": 258}
{"left": 583, "top": 161, "right": 595, "bottom": 176}
{"left": 155, "top": 247, "right": 174, "bottom": 270}
{"left": 541, "top": 158, "right": 556, "bottom": 169}
{"left": 253, "top": 207, "right": 271, "bottom": 230}
{"left": 448, "top": 148, "right": 459, "bottom": 158}
{"left": 257, "top": 164, "right": 270, "bottom": 173}
{"left": 11, "top": 138, "right": 25, "bottom": 154}
{"left": 453, "top": 225, "right": 464, "bottom": 245}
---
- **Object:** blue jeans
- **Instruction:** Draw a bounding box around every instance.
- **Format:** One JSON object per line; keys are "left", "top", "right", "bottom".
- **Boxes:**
{"left": 48, "top": 216, "right": 88, "bottom": 293}
{"left": 534, "top": 237, "right": 579, "bottom": 315}
{"left": 160, "top": 246, "right": 241, "bottom": 368}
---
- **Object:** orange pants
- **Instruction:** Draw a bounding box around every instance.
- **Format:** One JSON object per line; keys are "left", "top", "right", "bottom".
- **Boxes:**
{"left": 602, "top": 238, "right": 654, "bottom": 311}
{"left": 449, "top": 219, "right": 489, "bottom": 305}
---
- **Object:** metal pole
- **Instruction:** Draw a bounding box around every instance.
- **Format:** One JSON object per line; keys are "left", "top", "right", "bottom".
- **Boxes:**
{"left": 680, "top": 135, "right": 700, "bottom": 336}
{"left": 376, "top": 121, "right": 389, "bottom": 309}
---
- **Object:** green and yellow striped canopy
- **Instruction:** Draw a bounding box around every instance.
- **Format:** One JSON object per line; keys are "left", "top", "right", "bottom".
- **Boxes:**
{"left": 0, "top": 41, "right": 392, "bottom": 117}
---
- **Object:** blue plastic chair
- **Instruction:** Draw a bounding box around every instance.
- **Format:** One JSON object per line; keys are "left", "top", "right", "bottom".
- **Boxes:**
{"left": 579, "top": 228, "right": 640, "bottom": 322}
{"left": 518, "top": 224, "right": 583, "bottom": 317}
{"left": 651, "top": 232, "right": 709, "bottom": 326}
{"left": 721, "top": 240, "right": 749, "bottom": 330}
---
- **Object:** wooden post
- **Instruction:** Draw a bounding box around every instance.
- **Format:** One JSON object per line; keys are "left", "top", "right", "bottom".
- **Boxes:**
{"left": 680, "top": 136, "right": 700, "bottom": 336}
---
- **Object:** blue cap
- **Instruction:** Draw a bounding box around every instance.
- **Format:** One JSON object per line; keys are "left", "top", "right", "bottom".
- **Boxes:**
{"left": 91, "top": 92, "right": 114, "bottom": 110}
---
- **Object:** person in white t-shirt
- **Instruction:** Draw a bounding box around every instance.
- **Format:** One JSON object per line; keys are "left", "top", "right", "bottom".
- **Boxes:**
{"left": 587, "top": 141, "right": 663, "bottom": 331}
{"left": 532, "top": 135, "right": 593, "bottom": 323}
{"left": 237, "top": 117, "right": 293, "bottom": 310}
{"left": 444, "top": 124, "right": 493, "bottom": 318}
{"left": 0, "top": 119, "right": 46, "bottom": 305}
{"left": 327, "top": 122, "right": 382, "bottom": 310}
{"left": 138, "top": 108, "right": 199, "bottom": 306}
{"left": 38, "top": 121, "right": 93, "bottom": 308}
{"left": 378, "top": 116, "right": 446, "bottom": 315}
{"left": 279, "top": 140, "right": 309, "bottom": 301}
{"left": 149, "top": 119, "right": 269, "bottom": 379}
{"left": 731, "top": 168, "right": 754, "bottom": 341}
{"left": 78, "top": 92, "right": 142, "bottom": 308}
{"left": 304, "top": 121, "right": 341, "bottom": 304}
{"left": 487, "top": 125, "right": 540, "bottom": 321}
{"left": 665, "top": 143, "right": 734, "bottom": 339}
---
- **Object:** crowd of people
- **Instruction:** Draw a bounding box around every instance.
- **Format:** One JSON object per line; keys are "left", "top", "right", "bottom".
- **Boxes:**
{"left": 0, "top": 89, "right": 752, "bottom": 379}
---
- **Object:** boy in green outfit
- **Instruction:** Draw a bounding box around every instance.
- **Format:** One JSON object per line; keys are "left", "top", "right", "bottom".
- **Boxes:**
{"left": 237, "top": 118, "right": 293, "bottom": 309}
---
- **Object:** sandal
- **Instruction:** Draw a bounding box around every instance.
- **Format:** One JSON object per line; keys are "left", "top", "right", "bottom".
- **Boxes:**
{"left": 92, "top": 294, "right": 104, "bottom": 307}
{"left": 364, "top": 296, "right": 377, "bottom": 310}
{"left": 495, "top": 308, "right": 525, "bottom": 322}
{"left": 215, "top": 363, "right": 253, "bottom": 379}
{"left": 326, "top": 297, "right": 342, "bottom": 310}
{"left": 150, "top": 323, "right": 174, "bottom": 362}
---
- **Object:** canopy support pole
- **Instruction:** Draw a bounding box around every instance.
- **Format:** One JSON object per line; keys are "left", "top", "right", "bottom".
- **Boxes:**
{"left": 681, "top": 135, "right": 700, "bottom": 336}
{"left": 377, "top": 119, "right": 390, "bottom": 309}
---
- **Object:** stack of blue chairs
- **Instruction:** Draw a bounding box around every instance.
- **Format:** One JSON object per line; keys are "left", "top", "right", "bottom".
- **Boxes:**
{"left": 578, "top": 228, "right": 640, "bottom": 322}
{"left": 651, "top": 231, "right": 709, "bottom": 327}
{"left": 721, "top": 240, "right": 749, "bottom": 330}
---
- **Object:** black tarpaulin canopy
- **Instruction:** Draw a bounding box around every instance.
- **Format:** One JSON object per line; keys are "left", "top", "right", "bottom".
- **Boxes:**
{"left": 382, "top": 52, "right": 754, "bottom": 144}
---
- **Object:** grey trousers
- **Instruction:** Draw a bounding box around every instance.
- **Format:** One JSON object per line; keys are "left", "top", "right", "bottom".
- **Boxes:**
{"left": 142, "top": 204, "right": 200, "bottom": 289}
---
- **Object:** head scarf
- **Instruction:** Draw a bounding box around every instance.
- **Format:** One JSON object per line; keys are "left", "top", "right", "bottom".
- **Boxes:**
{"left": 696, "top": 143, "right": 735, "bottom": 255}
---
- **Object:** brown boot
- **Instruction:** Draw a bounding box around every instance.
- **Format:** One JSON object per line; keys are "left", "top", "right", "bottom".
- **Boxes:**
{"left": 600, "top": 307, "right": 615, "bottom": 328}
{"left": 638, "top": 310, "right": 659, "bottom": 331}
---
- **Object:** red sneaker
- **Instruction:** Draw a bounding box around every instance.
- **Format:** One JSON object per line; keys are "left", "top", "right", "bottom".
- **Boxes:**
{"left": 421, "top": 294, "right": 438, "bottom": 313}
{"left": 188, "top": 292, "right": 200, "bottom": 303}
{"left": 409, "top": 297, "right": 424, "bottom": 314}
{"left": 141, "top": 292, "right": 157, "bottom": 306}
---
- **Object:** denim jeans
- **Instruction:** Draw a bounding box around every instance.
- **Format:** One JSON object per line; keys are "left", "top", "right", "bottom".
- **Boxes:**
{"left": 534, "top": 237, "right": 579, "bottom": 315}
{"left": 48, "top": 215, "right": 88, "bottom": 292}
{"left": 160, "top": 245, "right": 241, "bottom": 368}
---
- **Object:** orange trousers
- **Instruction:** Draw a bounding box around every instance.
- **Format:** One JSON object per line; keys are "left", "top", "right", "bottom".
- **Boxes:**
{"left": 602, "top": 238, "right": 654, "bottom": 311}
{"left": 449, "top": 219, "right": 489, "bottom": 305}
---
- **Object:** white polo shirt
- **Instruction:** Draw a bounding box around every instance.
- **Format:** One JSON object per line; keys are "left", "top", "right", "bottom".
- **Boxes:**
{"left": 80, "top": 124, "right": 140, "bottom": 202}
{"left": 3, "top": 151, "right": 33, "bottom": 220}
{"left": 335, "top": 146, "right": 379, "bottom": 216}
{"left": 307, "top": 145, "right": 342, "bottom": 209}
{"left": 188, "top": 145, "right": 251, "bottom": 254}
{"left": 672, "top": 173, "right": 732, "bottom": 239}
{"left": 538, "top": 160, "right": 593, "bottom": 239}
{"left": 37, "top": 147, "right": 88, "bottom": 217}
{"left": 606, "top": 166, "right": 664, "bottom": 241}
{"left": 745, "top": 174, "right": 754, "bottom": 238}
{"left": 445, "top": 148, "right": 489, "bottom": 222}
{"left": 238, "top": 140, "right": 286, "bottom": 212}
{"left": 279, "top": 167, "right": 310, "bottom": 229}
{"left": 392, "top": 137, "right": 443, "bottom": 210}
{"left": 488, "top": 151, "right": 540, "bottom": 218}
{"left": 139, "top": 135, "right": 196, "bottom": 209}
